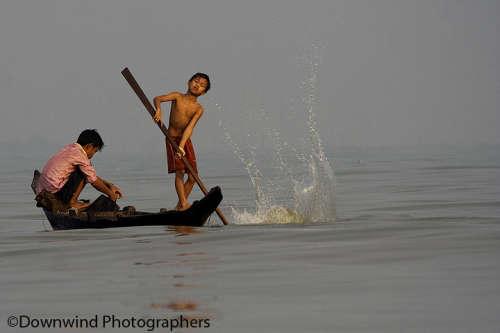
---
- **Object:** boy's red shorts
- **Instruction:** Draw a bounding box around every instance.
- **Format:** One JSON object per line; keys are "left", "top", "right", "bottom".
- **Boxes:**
{"left": 166, "top": 137, "right": 198, "bottom": 174}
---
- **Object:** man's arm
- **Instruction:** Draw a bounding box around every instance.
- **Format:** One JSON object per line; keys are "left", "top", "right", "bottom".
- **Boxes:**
{"left": 179, "top": 106, "right": 204, "bottom": 150}
{"left": 153, "top": 92, "right": 181, "bottom": 123}
{"left": 101, "top": 179, "right": 123, "bottom": 199}
{"left": 90, "top": 177, "right": 121, "bottom": 201}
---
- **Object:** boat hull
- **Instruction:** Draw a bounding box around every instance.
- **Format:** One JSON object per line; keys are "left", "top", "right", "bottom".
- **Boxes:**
{"left": 43, "top": 186, "right": 223, "bottom": 230}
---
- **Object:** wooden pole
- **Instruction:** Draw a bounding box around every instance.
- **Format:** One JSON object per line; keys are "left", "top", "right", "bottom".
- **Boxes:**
{"left": 121, "top": 67, "right": 229, "bottom": 225}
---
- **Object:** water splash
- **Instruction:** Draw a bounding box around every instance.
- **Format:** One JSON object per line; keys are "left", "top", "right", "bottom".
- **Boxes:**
{"left": 294, "top": 45, "right": 336, "bottom": 222}
{"left": 216, "top": 46, "right": 336, "bottom": 224}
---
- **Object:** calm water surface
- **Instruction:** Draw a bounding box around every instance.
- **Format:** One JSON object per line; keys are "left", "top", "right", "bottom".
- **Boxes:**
{"left": 0, "top": 144, "right": 499, "bottom": 332}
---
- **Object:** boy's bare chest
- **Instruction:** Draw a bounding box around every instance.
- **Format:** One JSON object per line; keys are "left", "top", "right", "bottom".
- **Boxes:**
{"left": 172, "top": 98, "right": 199, "bottom": 118}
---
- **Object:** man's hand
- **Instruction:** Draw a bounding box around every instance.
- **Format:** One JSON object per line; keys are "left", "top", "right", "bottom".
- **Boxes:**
{"left": 110, "top": 184, "right": 123, "bottom": 200}
{"left": 108, "top": 191, "right": 119, "bottom": 202}
{"left": 91, "top": 178, "right": 123, "bottom": 202}
{"left": 153, "top": 109, "right": 162, "bottom": 123}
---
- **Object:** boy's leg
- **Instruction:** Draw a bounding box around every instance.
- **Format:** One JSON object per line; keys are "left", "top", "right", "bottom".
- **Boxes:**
{"left": 183, "top": 172, "right": 196, "bottom": 199}
{"left": 180, "top": 138, "right": 197, "bottom": 202}
{"left": 175, "top": 170, "right": 190, "bottom": 211}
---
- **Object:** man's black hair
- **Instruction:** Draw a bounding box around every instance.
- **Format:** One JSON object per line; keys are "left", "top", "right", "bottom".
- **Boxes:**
{"left": 77, "top": 129, "right": 104, "bottom": 151}
{"left": 189, "top": 73, "right": 211, "bottom": 92}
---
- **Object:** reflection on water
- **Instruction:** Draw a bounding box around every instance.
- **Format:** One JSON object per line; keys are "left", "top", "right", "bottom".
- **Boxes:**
{"left": 177, "top": 252, "right": 206, "bottom": 256}
{"left": 166, "top": 226, "right": 202, "bottom": 236}
{"left": 150, "top": 301, "right": 198, "bottom": 311}
{"left": 166, "top": 301, "right": 198, "bottom": 311}
{"left": 133, "top": 260, "right": 173, "bottom": 266}
{"left": 146, "top": 225, "right": 219, "bottom": 324}
{"left": 176, "top": 241, "right": 192, "bottom": 245}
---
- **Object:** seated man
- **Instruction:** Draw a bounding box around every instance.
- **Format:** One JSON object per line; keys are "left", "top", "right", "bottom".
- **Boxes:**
{"left": 35, "top": 129, "right": 123, "bottom": 210}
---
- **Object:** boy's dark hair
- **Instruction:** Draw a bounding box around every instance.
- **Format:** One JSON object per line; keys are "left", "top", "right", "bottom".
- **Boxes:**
{"left": 189, "top": 73, "right": 211, "bottom": 92}
{"left": 77, "top": 129, "right": 104, "bottom": 151}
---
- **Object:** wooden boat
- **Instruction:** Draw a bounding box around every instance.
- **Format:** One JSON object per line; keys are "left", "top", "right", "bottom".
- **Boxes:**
{"left": 32, "top": 170, "right": 223, "bottom": 230}
{"left": 42, "top": 187, "right": 223, "bottom": 230}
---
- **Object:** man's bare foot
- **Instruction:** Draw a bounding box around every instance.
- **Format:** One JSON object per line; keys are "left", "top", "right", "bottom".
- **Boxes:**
{"left": 176, "top": 202, "right": 191, "bottom": 211}
{"left": 70, "top": 200, "right": 90, "bottom": 210}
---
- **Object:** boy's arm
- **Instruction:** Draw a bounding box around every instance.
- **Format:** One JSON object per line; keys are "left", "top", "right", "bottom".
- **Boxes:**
{"left": 179, "top": 106, "right": 204, "bottom": 150}
{"left": 153, "top": 92, "right": 180, "bottom": 123}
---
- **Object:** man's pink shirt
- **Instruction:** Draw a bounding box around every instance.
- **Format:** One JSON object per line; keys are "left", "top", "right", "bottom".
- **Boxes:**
{"left": 36, "top": 143, "right": 98, "bottom": 195}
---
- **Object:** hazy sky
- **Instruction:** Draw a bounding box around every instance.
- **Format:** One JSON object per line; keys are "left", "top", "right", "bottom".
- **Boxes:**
{"left": 0, "top": 0, "right": 498, "bottom": 154}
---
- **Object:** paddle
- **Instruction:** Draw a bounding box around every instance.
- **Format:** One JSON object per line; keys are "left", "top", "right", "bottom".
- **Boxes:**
{"left": 121, "top": 67, "right": 229, "bottom": 225}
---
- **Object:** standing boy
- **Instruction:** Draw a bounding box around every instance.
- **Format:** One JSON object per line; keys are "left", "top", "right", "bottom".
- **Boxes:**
{"left": 153, "top": 73, "right": 210, "bottom": 211}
